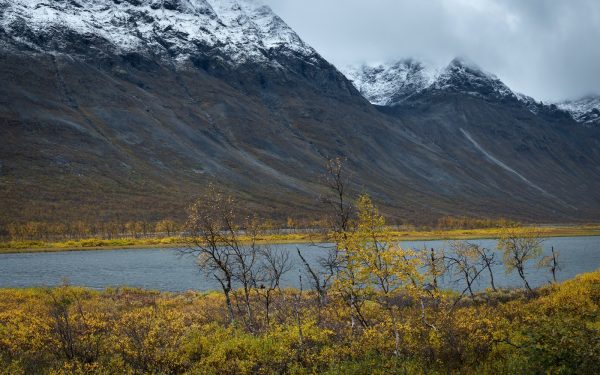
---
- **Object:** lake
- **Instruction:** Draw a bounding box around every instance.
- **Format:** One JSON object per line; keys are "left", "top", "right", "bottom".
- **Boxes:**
{"left": 0, "top": 236, "right": 598, "bottom": 292}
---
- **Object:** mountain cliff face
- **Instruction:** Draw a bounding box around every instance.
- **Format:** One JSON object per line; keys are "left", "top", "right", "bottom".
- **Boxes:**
{"left": 1, "top": 0, "right": 599, "bottom": 225}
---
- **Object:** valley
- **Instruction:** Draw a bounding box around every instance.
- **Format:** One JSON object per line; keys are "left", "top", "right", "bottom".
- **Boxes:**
{"left": 0, "top": 2, "right": 599, "bottom": 374}
{"left": 0, "top": 0, "right": 598, "bottom": 227}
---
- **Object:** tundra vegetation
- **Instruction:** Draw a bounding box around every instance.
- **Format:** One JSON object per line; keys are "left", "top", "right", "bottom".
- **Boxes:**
{"left": 0, "top": 159, "right": 598, "bottom": 374}
{"left": 0, "top": 216, "right": 520, "bottom": 243}
{"left": 2, "top": 221, "right": 600, "bottom": 253}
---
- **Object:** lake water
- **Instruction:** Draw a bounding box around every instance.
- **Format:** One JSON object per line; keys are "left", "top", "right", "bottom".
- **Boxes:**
{"left": 0, "top": 237, "right": 598, "bottom": 292}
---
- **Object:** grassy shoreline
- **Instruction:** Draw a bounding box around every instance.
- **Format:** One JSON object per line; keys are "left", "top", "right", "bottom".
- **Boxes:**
{"left": 1, "top": 224, "right": 599, "bottom": 254}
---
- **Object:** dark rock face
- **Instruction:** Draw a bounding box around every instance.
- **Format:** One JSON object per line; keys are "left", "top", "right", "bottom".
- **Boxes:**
{"left": 0, "top": 0, "right": 599, "bottom": 224}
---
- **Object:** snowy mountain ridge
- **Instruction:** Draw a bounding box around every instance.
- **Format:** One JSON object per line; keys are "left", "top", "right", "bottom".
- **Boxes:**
{"left": 431, "top": 58, "right": 517, "bottom": 100}
{"left": 0, "top": 0, "right": 319, "bottom": 67}
{"left": 342, "top": 57, "right": 524, "bottom": 107}
{"left": 342, "top": 57, "right": 600, "bottom": 126}
{"left": 341, "top": 59, "right": 439, "bottom": 106}
{"left": 557, "top": 96, "right": 600, "bottom": 126}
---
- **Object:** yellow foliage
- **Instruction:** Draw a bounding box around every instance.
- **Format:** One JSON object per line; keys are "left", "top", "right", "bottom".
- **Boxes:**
{"left": 0, "top": 270, "right": 597, "bottom": 373}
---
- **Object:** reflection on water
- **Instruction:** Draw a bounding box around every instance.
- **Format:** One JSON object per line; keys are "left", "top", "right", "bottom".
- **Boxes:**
{"left": 0, "top": 237, "right": 598, "bottom": 292}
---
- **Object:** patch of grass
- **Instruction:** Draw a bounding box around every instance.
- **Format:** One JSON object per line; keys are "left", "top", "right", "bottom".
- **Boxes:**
{"left": 388, "top": 224, "right": 600, "bottom": 242}
{"left": 1, "top": 225, "right": 599, "bottom": 253}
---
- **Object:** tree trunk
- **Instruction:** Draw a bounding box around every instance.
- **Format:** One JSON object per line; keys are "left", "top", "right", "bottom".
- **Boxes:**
{"left": 517, "top": 266, "right": 532, "bottom": 292}
{"left": 224, "top": 289, "right": 235, "bottom": 324}
{"left": 389, "top": 305, "right": 401, "bottom": 357}
{"left": 486, "top": 262, "right": 497, "bottom": 292}
{"left": 265, "top": 292, "right": 271, "bottom": 328}
{"left": 216, "top": 275, "right": 235, "bottom": 324}
{"left": 464, "top": 271, "right": 474, "bottom": 297}
{"left": 551, "top": 247, "right": 558, "bottom": 283}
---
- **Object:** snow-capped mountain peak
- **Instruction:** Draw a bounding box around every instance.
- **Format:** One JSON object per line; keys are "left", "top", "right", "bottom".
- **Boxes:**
{"left": 341, "top": 57, "right": 522, "bottom": 107}
{"left": 556, "top": 95, "right": 600, "bottom": 126}
{"left": 341, "top": 59, "right": 439, "bottom": 106}
{"left": 0, "top": 0, "right": 318, "bottom": 67}
{"left": 342, "top": 56, "right": 597, "bottom": 125}
{"left": 431, "top": 57, "right": 517, "bottom": 100}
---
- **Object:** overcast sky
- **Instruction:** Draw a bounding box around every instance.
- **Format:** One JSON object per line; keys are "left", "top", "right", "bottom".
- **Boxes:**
{"left": 263, "top": 0, "right": 600, "bottom": 102}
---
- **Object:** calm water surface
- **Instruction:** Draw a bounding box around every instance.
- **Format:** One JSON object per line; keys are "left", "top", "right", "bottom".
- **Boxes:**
{"left": 0, "top": 237, "right": 598, "bottom": 292}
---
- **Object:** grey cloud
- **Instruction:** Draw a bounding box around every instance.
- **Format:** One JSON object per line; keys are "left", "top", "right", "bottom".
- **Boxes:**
{"left": 264, "top": 0, "right": 600, "bottom": 101}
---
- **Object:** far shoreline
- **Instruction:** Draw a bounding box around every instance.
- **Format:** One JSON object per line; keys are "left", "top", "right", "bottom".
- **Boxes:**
{"left": 1, "top": 224, "right": 599, "bottom": 254}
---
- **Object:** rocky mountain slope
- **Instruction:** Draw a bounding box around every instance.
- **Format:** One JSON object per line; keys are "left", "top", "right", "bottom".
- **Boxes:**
{"left": 1, "top": 0, "right": 599, "bottom": 225}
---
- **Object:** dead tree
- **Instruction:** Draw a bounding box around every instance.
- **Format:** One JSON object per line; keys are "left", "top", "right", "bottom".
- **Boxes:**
{"left": 446, "top": 241, "right": 484, "bottom": 298}
{"left": 323, "top": 157, "right": 354, "bottom": 236}
{"left": 227, "top": 217, "right": 263, "bottom": 331}
{"left": 310, "top": 157, "right": 355, "bottom": 294}
{"left": 549, "top": 246, "right": 560, "bottom": 283}
{"left": 321, "top": 157, "right": 370, "bottom": 330}
{"left": 424, "top": 247, "right": 446, "bottom": 292}
{"left": 183, "top": 184, "right": 239, "bottom": 325}
{"left": 259, "top": 246, "right": 292, "bottom": 327}
{"left": 296, "top": 248, "right": 329, "bottom": 307}
{"left": 539, "top": 246, "right": 560, "bottom": 283}
{"left": 469, "top": 243, "right": 499, "bottom": 292}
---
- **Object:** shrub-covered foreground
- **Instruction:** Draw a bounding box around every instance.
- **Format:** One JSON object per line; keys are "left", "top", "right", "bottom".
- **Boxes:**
{"left": 0, "top": 269, "right": 598, "bottom": 374}
{"left": 2, "top": 163, "right": 599, "bottom": 374}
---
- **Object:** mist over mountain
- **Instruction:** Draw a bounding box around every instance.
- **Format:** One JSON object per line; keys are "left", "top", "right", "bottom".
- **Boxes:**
{"left": 1, "top": 0, "right": 599, "bottom": 225}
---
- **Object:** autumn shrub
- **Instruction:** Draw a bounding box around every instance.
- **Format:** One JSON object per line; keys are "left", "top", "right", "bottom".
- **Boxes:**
{"left": 0, "top": 271, "right": 597, "bottom": 374}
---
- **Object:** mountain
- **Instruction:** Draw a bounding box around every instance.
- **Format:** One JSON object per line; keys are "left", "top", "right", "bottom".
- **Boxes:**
{"left": 1, "top": 0, "right": 599, "bottom": 226}
{"left": 341, "top": 59, "right": 438, "bottom": 106}
{"left": 427, "top": 58, "right": 517, "bottom": 102}
{"left": 344, "top": 58, "right": 588, "bottom": 122}
{"left": 1, "top": 0, "right": 315, "bottom": 65}
{"left": 0, "top": 0, "right": 366, "bottom": 223}
{"left": 347, "top": 58, "right": 535, "bottom": 109}
{"left": 557, "top": 95, "right": 600, "bottom": 126}
{"left": 341, "top": 57, "right": 600, "bottom": 220}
